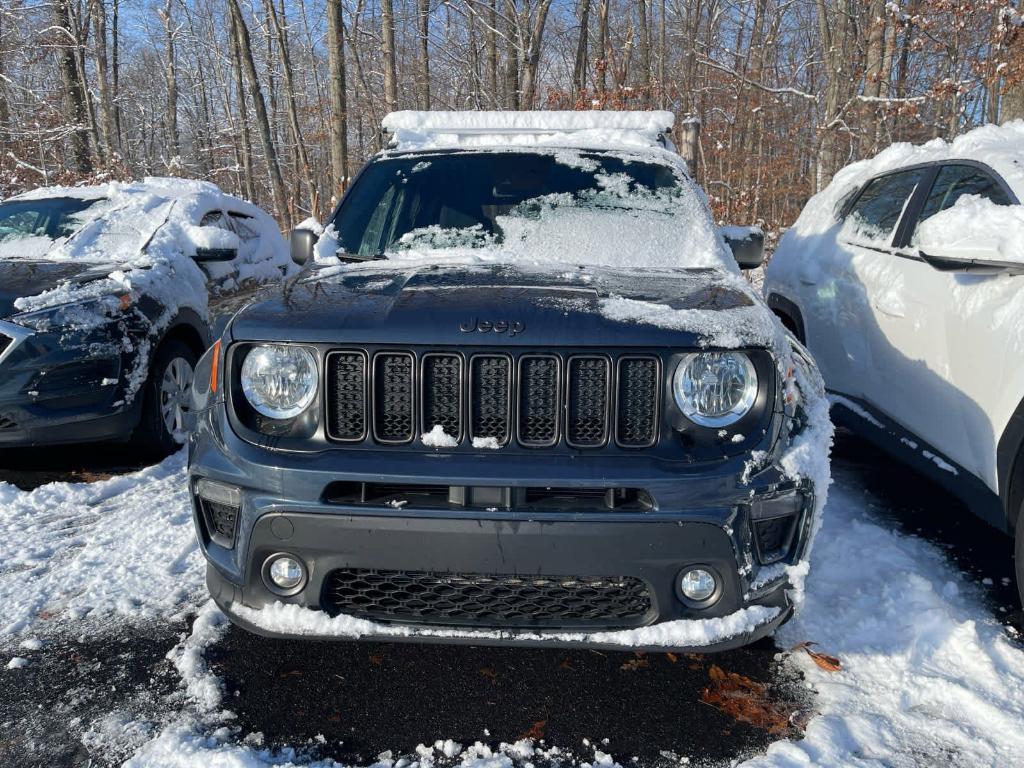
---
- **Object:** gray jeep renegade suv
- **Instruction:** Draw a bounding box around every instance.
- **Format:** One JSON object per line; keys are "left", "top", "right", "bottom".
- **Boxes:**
{"left": 186, "top": 112, "right": 828, "bottom": 652}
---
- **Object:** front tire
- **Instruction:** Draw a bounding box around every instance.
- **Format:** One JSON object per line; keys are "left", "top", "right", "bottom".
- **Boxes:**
{"left": 133, "top": 339, "right": 198, "bottom": 457}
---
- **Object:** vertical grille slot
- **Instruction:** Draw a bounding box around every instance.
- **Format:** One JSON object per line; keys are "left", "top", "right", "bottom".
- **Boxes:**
{"left": 518, "top": 355, "right": 559, "bottom": 446}
{"left": 421, "top": 354, "right": 463, "bottom": 441}
{"left": 373, "top": 352, "right": 415, "bottom": 444}
{"left": 326, "top": 351, "right": 368, "bottom": 441}
{"left": 469, "top": 355, "right": 511, "bottom": 445}
{"left": 567, "top": 356, "right": 610, "bottom": 447}
{"left": 616, "top": 357, "right": 659, "bottom": 448}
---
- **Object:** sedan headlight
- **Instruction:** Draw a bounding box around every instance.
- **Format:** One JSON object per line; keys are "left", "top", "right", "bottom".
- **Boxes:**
{"left": 11, "top": 294, "right": 130, "bottom": 332}
{"left": 673, "top": 351, "right": 758, "bottom": 427}
{"left": 240, "top": 344, "right": 318, "bottom": 419}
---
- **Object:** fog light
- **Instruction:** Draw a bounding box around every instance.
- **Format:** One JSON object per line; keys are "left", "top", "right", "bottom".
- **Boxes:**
{"left": 263, "top": 554, "right": 306, "bottom": 595}
{"left": 680, "top": 568, "right": 718, "bottom": 603}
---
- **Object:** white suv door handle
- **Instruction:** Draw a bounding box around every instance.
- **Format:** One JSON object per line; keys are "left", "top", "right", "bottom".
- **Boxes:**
{"left": 872, "top": 300, "right": 905, "bottom": 318}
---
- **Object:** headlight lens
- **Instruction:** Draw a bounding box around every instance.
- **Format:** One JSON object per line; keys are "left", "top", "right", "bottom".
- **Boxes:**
{"left": 673, "top": 351, "right": 758, "bottom": 427}
{"left": 240, "top": 344, "right": 317, "bottom": 419}
{"left": 11, "top": 294, "right": 130, "bottom": 332}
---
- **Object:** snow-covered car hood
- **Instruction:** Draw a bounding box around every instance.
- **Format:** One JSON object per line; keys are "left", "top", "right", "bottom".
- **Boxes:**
{"left": 229, "top": 262, "right": 777, "bottom": 349}
{"left": 0, "top": 259, "right": 118, "bottom": 319}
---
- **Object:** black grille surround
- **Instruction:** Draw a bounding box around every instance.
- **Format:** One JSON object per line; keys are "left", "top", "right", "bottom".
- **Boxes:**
{"left": 324, "top": 347, "right": 666, "bottom": 452}
{"left": 320, "top": 568, "right": 654, "bottom": 629}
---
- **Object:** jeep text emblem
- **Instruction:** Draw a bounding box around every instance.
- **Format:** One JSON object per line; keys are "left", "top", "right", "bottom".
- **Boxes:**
{"left": 459, "top": 317, "right": 525, "bottom": 337}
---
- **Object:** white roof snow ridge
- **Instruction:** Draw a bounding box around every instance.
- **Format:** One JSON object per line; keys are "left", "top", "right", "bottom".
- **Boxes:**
{"left": 382, "top": 110, "right": 677, "bottom": 152}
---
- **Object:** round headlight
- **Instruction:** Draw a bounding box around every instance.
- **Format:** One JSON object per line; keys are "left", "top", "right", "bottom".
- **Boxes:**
{"left": 673, "top": 351, "right": 758, "bottom": 427}
{"left": 241, "top": 344, "right": 318, "bottom": 419}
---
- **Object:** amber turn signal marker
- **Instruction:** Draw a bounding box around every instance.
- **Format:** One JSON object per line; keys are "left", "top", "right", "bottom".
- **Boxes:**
{"left": 210, "top": 339, "right": 222, "bottom": 393}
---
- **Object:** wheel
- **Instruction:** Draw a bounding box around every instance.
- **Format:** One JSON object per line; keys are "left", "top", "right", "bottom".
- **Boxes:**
{"left": 133, "top": 338, "right": 199, "bottom": 457}
{"left": 1016, "top": 503, "right": 1024, "bottom": 609}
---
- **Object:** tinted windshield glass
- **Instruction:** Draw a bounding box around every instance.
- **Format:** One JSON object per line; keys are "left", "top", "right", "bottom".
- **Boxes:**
{"left": 333, "top": 151, "right": 683, "bottom": 257}
{"left": 0, "top": 197, "right": 101, "bottom": 244}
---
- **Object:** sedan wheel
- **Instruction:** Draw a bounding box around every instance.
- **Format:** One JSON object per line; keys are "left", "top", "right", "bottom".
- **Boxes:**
{"left": 159, "top": 356, "right": 195, "bottom": 440}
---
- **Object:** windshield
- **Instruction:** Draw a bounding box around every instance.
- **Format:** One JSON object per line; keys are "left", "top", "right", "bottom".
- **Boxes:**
{"left": 327, "top": 150, "right": 729, "bottom": 271}
{"left": 0, "top": 197, "right": 102, "bottom": 246}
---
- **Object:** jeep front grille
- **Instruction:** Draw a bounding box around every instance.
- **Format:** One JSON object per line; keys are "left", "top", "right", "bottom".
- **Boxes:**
{"left": 325, "top": 349, "right": 661, "bottom": 449}
{"left": 616, "top": 357, "right": 660, "bottom": 447}
{"left": 470, "top": 354, "right": 511, "bottom": 444}
{"left": 321, "top": 568, "right": 653, "bottom": 629}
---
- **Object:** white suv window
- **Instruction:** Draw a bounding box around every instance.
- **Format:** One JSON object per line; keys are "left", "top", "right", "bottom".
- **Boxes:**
{"left": 910, "top": 164, "right": 1011, "bottom": 243}
{"left": 840, "top": 168, "right": 928, "bottom": 249}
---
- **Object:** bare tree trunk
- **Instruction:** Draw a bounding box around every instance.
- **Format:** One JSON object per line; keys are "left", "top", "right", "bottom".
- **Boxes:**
{"left": 326, "top": 0, "right": 350, "bottom": 199}
{"left": 0, "top": 13, "right": 9, "bottom": 149}
{"left": 504, "top": 0, "right": 520, "bottom": 108}
{"left": 637, "top": 0, "right": 651, "bottom": 106}
{"left": 597, "top": 0, "right": 608, "bottom": 97}
{"left": 228, "top": 11, "right": 255, "bottom": 201}
{"left": 487, "top": 0, "right": 499, "bottom": 106}
{"left": 54, "top": 0, "right": 92, "bottom": 173}
{"left": 382, "top": 0, "right": 399, "bottom": 111}
{"left": 519, "top": 0, "right": 554, "bottom": 108}
{"left": 93, "top": 0, "right": 117, "bottom": 159}
{"left": 658, "top": 0, "right": 666, "bottom": 107}
{"left": 228, "top": 0, "right": 288, "bottom": 225}
{"left": 572, "top": 0, "right": 591, "bottom": 99}
{"left": 159, "top": 0, "right": 179, "bottom": 161}
{"left": 112, "top": 0, "right": 121, "bottom": 148}
{"left": 264, "top": 0, "right": 317, "bottom": 216}
{"left": 418, "top": 0, "right": 431, "bottom": 108}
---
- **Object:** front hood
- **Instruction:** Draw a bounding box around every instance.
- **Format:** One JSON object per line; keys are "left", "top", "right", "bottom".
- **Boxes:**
{"left": 0, "top": 259, "right": 116, "bottom": 319}
{"left": 229, "top": 262, "right": 775, "bottom": 349}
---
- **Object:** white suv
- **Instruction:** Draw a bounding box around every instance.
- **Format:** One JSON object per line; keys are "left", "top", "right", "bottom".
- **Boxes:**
{"left": 763, "top": 123, "right": 1024, "bottom": 602}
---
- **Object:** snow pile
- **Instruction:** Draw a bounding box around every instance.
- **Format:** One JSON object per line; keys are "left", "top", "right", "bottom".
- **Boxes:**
{"left": 231, "top": 601, "right": 781, "bottom": 649}
{"left": 8, "top": 177, "right": 290, "bottom": 286}
{"left": 382, "top": 110, "right": 676, "bottom": 153}
{"left": 420, "top": 424, "right": 458, "bottom": 448}
{"left": 0, "top": 452, "right": 204, "bottom": 637}
{"left": 746, "top": 466, "right": 1024, "bottom": 767}
{"left": 915, "top": 193, "right": 1024, "bottom": 262}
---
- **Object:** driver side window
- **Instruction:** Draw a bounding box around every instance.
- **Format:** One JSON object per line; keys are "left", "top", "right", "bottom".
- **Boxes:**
{"left": 840, "top": 168, "right": 927, "bottom": 249}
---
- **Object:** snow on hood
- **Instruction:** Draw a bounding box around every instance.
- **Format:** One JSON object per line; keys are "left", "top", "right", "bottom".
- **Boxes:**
{"left": 382, "top": 110, "right": 677, "bottom": 154}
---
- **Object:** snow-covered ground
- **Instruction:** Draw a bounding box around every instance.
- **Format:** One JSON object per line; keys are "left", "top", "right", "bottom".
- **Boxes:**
{"left": 2, "top": 445, "right": 1023, "bottom": 767}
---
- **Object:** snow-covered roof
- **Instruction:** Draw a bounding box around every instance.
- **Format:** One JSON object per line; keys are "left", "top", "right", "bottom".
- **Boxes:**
{"left": 795, "top": 121, "right": 1024, "bottom": 238}
{"left": 381, "top": 110, "right": 677, "bottom": 153}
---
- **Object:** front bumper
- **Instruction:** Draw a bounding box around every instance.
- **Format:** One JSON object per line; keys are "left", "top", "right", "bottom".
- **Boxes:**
{"left": 189, "top": 403, "right": 813, "bottom": 651}
{"left": 0, "top": 321, "right": 141, "bottom": 446}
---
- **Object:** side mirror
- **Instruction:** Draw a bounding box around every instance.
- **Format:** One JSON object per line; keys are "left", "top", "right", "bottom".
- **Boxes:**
{"left": 722, "top": 226, "right": 765, "bottom": 270}
{"left": 290, "top": 228, "right": 317, "bottom": 266}
{"left": 193, "top": 247, "right": 238, "bottom": 262}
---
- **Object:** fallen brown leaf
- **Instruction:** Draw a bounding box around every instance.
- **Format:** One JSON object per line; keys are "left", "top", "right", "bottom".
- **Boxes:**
{"left": 520, "top": 719, "right": 547, "bottom": 740}
{"left": 665, "top": 652, "right": 679, "bottom": 664}
{"left": 791, "top": 642, "right": 842, "bottom": 672}
{"left": 479, "top": 667, "right": 498, "bottom": 683}
{"left": 368, "top": 654, "right": 383, "bottom": 666}
{"left": 701, "top": 665, "right": 795, "bottom": 735}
